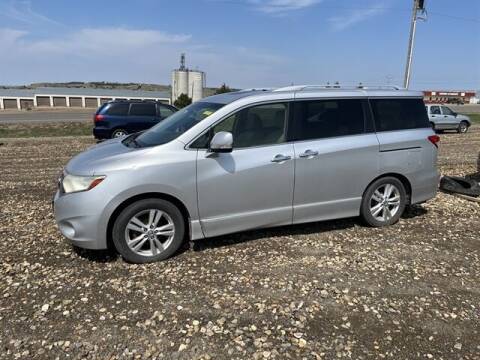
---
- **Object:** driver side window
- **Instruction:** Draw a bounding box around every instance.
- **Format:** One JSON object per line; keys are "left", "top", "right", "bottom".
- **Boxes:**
{"left": 191, "top": 103, "right": 288, "bottom": 149}
{"left": 213, "top": 113, "right": 237, "bottom": 134}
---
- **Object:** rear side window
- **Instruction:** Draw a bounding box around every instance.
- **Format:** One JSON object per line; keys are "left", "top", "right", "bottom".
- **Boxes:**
{"left": 430, "top": 106, "right": 441, "bottom": 115}
{"left": 293, "top": 99, "right": 365, "bottom": 141}
{"left": 370, "top": 98, "right": 429, "bottom": 132}
{"left": 129, "top": 103, "right": 156, "bottom": 116}
{"left": 104, "top": 103, "right": 129, "bottom": 116}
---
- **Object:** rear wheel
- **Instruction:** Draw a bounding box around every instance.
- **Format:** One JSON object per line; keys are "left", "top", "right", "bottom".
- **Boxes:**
{"left": 111, "top": 129, "right": 128, "bottom": 138}
{"left": 430, "top": 122, "right": 435, "bottom": 131}
{"left": 360, "top": 177, "right": 407, "bottom": 227}
{"left": 112, "top": 199, "right": 185, "bottom": 263}
{"left": 457, "top": 121, "right": 469, "bottom": 134}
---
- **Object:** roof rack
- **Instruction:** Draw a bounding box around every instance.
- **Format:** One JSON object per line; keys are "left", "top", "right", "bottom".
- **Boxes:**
{"left": 237, "top": 87, "right": 276, "bottom": 93}
{"left": 273, "top": 84, "right": 403, "bottom": 92}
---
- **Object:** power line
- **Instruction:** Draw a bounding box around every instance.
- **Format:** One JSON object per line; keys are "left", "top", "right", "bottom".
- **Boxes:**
{"left": 208, "top": 0, "right": 480, "bottom": 23}
{"left": 210, "top": 0, "right": 411, "bottom": 12}
{"left": 427, "top": 11, "right": 480, "bottom": 23}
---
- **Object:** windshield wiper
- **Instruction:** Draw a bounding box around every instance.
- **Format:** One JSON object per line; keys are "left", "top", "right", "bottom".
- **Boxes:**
{"left": 132, "top": 138, "right": 141, "bottom": 148}
{"left": 123, "top": 133, "right": 142, "bottom": 148}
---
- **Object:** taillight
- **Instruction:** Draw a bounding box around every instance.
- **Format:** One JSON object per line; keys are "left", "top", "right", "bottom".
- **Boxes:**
{"left": 94, "top": 114, "right": 105, "bottom": 122}
{"left": 428, "top": 135, "right": 440, "bottom": 148}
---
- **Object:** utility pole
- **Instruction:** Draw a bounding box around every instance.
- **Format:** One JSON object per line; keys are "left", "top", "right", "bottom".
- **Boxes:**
{"left": 404, "top": 0, "right": 426, "bottom": 89}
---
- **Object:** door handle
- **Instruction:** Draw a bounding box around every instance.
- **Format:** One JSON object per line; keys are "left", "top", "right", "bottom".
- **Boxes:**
{"left": 299, "top": 149, "right": 319, "bottom": 158}
{"left": 271, "top": 154, "right": 292, "bottom": 163}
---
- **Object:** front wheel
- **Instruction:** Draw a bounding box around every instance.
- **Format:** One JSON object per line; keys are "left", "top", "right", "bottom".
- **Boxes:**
{"left": 457, "top": 121, "right": 469, "bottom": 134}
{"left": 112, "top": 199, "right": 185, "bottom": 263}
{"left": 360, "top": 177, "right": 407, "bottom": 227}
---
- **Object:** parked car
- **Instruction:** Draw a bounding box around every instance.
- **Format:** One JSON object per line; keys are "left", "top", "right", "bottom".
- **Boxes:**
{"left": 54, "top": 86, "right": 439, "bottom": 263}
{"left": 425, "top": 104, "right": 471, "bottom": 133}
{"left": 93, "top": 100, "right": 178, "bottom": 139}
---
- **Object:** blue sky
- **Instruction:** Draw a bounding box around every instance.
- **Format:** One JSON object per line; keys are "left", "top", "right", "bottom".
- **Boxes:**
{"left": 0, "top": 0, "right": 479, "bottom": 90}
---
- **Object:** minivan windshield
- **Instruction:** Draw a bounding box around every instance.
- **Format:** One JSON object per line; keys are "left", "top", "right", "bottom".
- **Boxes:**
{"left": 133, "top": 102, "right": 224, "bottom": 147}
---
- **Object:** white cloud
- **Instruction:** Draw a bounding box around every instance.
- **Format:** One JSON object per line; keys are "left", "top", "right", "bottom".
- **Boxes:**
{"left": 0, "top": 28, "right": 26, "bottom": 45}
{"left": 0, "top": 0, "right": 61, "bottom": 26}
{"left": 27, "top": 28, "right": 192, "bottom": 55}
{"left": 248, "top": 0, "right": 322, "bottom": 14}
{"left": 0, "top": 27, "right": 287, "bottom": 88}
{"left": 328, "top": 1, "right": 389, "bottom": 31}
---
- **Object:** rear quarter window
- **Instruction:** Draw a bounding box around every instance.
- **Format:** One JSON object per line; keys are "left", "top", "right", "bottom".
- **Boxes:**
{"left": 104, "top": 103, "right": 129, "bottom": 116}
{"left": 370, "top": 98, "right": 429, "bottom": 132}
{"left": 96, "top": 103, "right": 108, "bottom": 114}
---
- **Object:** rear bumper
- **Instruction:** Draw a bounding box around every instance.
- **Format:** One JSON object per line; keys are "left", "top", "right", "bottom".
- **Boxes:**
{"left": 411, "top": 170, "right": 440, "bottom": 205}
{"left": 93, "top": 127, "right": 111, "bottom": 140}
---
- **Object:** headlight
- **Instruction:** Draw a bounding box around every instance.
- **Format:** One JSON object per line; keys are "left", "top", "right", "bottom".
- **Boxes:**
{"left": 61, "top": 173, "right": 106, "bottom": 194}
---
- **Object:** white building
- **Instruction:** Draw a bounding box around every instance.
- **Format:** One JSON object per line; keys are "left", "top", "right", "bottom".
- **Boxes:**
{"left": 0, "top": 87, "right": 170, "bottom": 110}
{"left": 171, "top": 54, "right": 206, "bottom": 103}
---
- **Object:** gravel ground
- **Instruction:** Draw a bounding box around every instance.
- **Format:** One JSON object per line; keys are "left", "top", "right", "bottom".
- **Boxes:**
{"left": 1, "top": 127, "right": 479, "bottom": 359}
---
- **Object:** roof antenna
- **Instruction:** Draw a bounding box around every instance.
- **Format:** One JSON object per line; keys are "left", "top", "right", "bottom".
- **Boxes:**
{"left": 180, "top": 53, "right": 186, "bottom": 71}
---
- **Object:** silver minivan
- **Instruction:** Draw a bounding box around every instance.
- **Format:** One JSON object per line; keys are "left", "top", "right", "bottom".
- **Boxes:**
{"left": 54, "top": 86, "right": 440, "bottom": 263}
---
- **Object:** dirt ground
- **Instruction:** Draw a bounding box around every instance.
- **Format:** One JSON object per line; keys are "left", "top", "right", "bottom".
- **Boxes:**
{"left": 0, "top": 127, "right": 479, "bottom": 359}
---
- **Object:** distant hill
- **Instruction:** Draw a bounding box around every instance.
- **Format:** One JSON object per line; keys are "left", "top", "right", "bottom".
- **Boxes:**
{"left": 0, "top": 82, "right": 223, "bottom": 97}
{"left": 31, "top": 82, "right": 171, "bottom": 92}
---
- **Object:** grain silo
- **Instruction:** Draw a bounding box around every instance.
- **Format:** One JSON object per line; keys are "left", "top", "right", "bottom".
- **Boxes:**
{"left": 171, "top": 54, "right": 206, "bottom": 103}
{"left": 188, "top": 71, "right": 205, "bottom": 103}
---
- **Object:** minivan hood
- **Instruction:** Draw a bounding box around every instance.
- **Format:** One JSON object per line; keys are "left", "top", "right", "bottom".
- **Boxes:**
{"left": 65, "top": 137, "right": 141, "bottom": 175}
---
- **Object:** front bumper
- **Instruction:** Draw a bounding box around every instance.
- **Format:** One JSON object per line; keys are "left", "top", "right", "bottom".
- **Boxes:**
{"left": 53, "top": 190, "right": 109, "bottom": 250}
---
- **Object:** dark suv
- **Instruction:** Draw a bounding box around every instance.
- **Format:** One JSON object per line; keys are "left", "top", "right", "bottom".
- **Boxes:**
{"left": 93, "top": 100, "right": 178, "bottom": 139}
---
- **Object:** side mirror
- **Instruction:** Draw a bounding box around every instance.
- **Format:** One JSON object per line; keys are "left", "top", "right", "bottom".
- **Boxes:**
{"left": 454, "top": 112, "right": 458, "bottom": 117}
{"left": 209, "top": 131, "right": 233, "bottom": 153}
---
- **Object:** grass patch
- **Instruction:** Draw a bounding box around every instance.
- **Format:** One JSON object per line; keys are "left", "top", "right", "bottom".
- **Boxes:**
{"left": 0, "top": 121, "right": 92, "bottom": 138}
{"left": 466, "top": 113, "right": 480, "bottom": 124}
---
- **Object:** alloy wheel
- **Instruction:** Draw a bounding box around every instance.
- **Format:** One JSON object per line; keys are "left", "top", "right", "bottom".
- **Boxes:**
{"left": 124, "top": 209, "right": 175, "bottom": 257}
{"left": 369, "top": 183, "right": 401, "bottom": 223}
{"left": 113, "top": 130, "right": 127, "bottom": 138}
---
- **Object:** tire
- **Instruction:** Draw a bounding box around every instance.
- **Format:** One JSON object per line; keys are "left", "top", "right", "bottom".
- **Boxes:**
{"left": 457, "top": 121, "right": 469, "bottom": 134}
{"left": 112, "top": 199, "right": 185, "bottom": 263}
{"left": 360, "top": 177, "right": 407, "bottom": 227}
{"left": 430, "top": 122, "right": 435, "bottom": 131}
{"left": 111, "top": 129, "right": 128, "bottom": 138}
{"left": 440, "top": 176, "right": 480, "bottom": 197}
